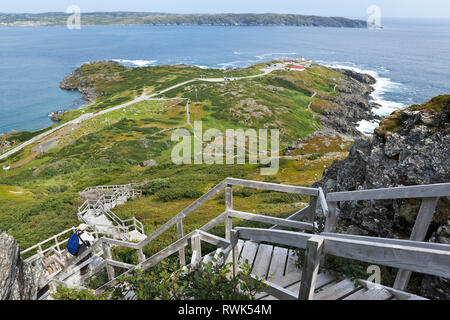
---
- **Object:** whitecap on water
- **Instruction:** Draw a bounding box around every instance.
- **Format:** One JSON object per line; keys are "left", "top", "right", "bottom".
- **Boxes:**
{"left": 319, "top": 61, "right": 407, "bottom": 134}
{"left": 112, "top": 59, "right": 157, "bottom": 67}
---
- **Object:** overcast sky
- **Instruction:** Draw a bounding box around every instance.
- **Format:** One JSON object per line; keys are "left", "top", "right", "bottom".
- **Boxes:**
{"left": 2, "top": 0, "right": 450, "bottom": 19}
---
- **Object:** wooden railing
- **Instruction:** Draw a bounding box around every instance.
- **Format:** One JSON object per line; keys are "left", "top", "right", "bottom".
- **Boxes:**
{"left": 63, "top": 178, "right": 320, "bottom": 294}
{"left": 235, "top": 227, "right": 450, "bottom": 300}
{"left": 324, "top": 182, "right": 450, "bottom": 291}
{"left": 31, "top": 178, "right": 449, "bottom": 299}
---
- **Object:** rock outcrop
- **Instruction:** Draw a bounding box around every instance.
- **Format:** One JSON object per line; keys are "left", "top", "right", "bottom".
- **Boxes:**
{"left": 311, "top": 68, "right": 381, "bottom": 138}
{"left": 314, "top": 95, "right": 450, "bottom": 299}
{"left": 0, "top": 232, "right": 43, "bottom": 300}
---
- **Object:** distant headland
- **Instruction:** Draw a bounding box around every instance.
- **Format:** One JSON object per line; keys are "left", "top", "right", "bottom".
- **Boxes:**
{"left": 0, "top": 12, "right": 367, "bottom": 28}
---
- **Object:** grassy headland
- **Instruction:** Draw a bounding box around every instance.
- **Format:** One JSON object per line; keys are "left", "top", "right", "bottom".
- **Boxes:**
{"left": 0, "top": 61, "right": 361, "bottom": 255}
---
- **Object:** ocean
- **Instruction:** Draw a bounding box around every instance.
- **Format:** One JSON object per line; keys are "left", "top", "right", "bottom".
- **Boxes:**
{"left": 0, "top": 18, "right": 449, "bottom": 134}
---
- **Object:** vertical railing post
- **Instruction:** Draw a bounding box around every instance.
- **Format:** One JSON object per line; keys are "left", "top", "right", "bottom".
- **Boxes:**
{"left": 54, "top": 236, "right": 61, "bottom": 255}
{"left": 102, "top": 241, "right": 115, "bottom": 280}
{"left": 394, "top": 197, "right": 439, "bottom": 291}
{"left": 191, "top": 233, "right": 202, "bottom": 269}
{"left": 38, "top": 245, "right": 44, "bottom": 259}
{"left": 177, "top": 219, "right": 186, "bottom": 267}
{"left": 137, "top": 248, "right": 146, "bottom": 264}
{"left": 225, "top": 185, "right": 233, "bottom": 241}
{"left": 298, "top": 236, "right": 324, "bottom": 300}
{"left": 307, "top": 196, "right": 318, "bottom": 223}
{"left": 230, "top": 230, "right": 239, "bottom": 278}
{"left": 324, "top": 202, "right": 338, "bottom": 233}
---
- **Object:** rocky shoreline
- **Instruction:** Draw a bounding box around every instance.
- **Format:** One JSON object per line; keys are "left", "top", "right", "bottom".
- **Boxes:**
{"left": 314, "top": 95, "right": 450, "bottom": 299}
{"left": 59, "top": 61, "right": 382, "bottom": 138}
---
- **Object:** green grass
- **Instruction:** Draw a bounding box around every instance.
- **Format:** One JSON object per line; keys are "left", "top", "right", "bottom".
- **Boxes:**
{"left": 0, "top": 61, "right": 350, "bottom": 252}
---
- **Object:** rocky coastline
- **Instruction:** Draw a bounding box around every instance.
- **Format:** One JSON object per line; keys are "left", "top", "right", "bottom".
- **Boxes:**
{"left": 314, "top": 95, "right": 450, "bottom": 299}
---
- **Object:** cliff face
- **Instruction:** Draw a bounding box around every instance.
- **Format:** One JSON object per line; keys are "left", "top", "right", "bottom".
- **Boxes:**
{"left": 314, "top": 95, "right": 450, "bottom": 299}
{"left": 0, "top": 232, "right": 43, "bottom": 300}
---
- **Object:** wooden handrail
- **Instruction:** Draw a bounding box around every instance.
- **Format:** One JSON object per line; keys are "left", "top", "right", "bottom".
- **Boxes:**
{"left": 235, "top": 227, "right": 450, "bottom": 279}
{"left": 326, "top": 183, "right": 450, "bottom": 202}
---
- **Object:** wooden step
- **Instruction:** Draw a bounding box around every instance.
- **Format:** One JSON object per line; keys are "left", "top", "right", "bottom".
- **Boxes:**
{"left": 314, "top": 279, "right": 363, "bottom": 300}
{"left": 344, "top": 287, "right": 392, "bottom": 300}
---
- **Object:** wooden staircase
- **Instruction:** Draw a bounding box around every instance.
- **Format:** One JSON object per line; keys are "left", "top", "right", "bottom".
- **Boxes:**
{"left": 20, "top": 178, "right": 450, "bottom": 300}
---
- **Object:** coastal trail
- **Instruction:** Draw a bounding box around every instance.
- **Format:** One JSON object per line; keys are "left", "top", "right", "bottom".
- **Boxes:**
{"left": 0, "top": 65, "right": 282, "bottom": 161}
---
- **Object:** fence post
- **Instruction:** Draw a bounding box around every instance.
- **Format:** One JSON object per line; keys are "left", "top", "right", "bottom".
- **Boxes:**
{"left": 324, "top": 202, "right": 338, "bottom": 233}
{"left": 137, "top": 248, "right": 146, "bottom": 264}
{"left": 102, "top": 241, "right": 115, "bottom": 280}
{"left": 307, "top": 196, "right": 318, "bottom": 223}
{"left": 225, "top": 185, "right": 233, "bottom": 240}
{"left": 54, "top": 236, "right": 61, "bottom": 255}
{"left": 298, "top": 237, "right": 324, "bottom": 300}
{"left": 231, "top": 230, "right": 239, "bottom": 278}
{"left": 191, "top": 233, "right": 202, "bottom": 269}
{"left": 177, "top": 219, "right": 186, "bottom": 267}
{"left": 394, "top": 197, "right": 439, "bottom": 291}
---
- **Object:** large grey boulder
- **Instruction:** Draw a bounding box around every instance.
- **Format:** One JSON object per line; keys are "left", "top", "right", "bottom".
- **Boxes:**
{"left": 0, "top": 232, "right": 43, "bottom": 300}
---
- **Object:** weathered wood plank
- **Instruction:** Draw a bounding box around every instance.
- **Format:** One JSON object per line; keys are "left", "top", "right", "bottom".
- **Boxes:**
{"left": 357, "top": 279, "right": 428, "bottom": 300}
{"left": 140, "top": 232, "right": 193, "bottom": 270}
{"left": 225, "top": 185, "right": 233, "bottom": 240}
{"left": 238, "top": 228, "right": 450, "bottom": 279}
{"left": 252, "top": 244, "right": 274, "bottom": 278}
{"left": 177, "top": 220, "right": 186, "bottom": 267}
{"left": 324, "top": 202, "right": 338, "bottom": 233}
{"left": 285, "top": 273, "right": 337, "bottom": 296}
{"left": 102, "top": 242, "right": 115, "bottom": 280}
{"left": 236, "top": 227, "right": 311, "bottom": 250}
{"left": 267, "top": 246, "right": 288, "bottom": 282}
{"left": 394, "top": 197, "right": 439, "bottom": 291}
{"left": 226, "top": 178, "right": 319, "bottom": 196}
{"left": 191, "top": 234, "right": 202, "bottom": 269}
{"left": 198, "top": 230, "right": 231, "bottom": 248}
{"left": 285, "top": 249, "right": 301, "bottom": 277}
{"left": 307, "top": 196, "right": 318, "bottom": 223}
{"left": 314, "top": 279, "right": 362, "bottom": 300}
{"left": 199, "top": 211, "right": 227, "bottom": 232}
{"left": 298, "top": 237, "right": 324, "bottom": 300}
{"left": 322, "top": 232, "right": 450, "bottom": 252}
{"left": 105, "top": 259, "right": 136, "bottom": 270}
{"left": 344, "top": 287, "right": 392, "bottom": 300}
{"left": 326, "top": 183, "right": 450, "bottom": 202}
{"left": 257, "top": 277, "right": 297, "bottom": 300}
{"left": 324, "top": 237, "right": 450, "bottom": 279}
{"left": 270, "top": 206, "right": 310, "bottom": 230}
{"left": 318, "top": 188, "right": 329, "bottom": 218}
{"left": 239, "top": 241, "right": 259, "bottom": 267}
{"left": 229, "top": 210, "right": 313, "bottom": 231}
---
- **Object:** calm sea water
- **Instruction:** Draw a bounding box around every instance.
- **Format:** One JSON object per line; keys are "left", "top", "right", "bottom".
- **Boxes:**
{"left": 0, "top": 18, "right": 449, "bottom": 134}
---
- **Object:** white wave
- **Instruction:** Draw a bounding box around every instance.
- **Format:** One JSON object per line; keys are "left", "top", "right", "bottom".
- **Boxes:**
{"left": 194, "top": 65, "right": 210, "bottom": 69}
{"left": 357, "top": 119, "right": 381, "bottom": 136}
{"left": 112, "top": 59, "right": 157, "bottom": 67}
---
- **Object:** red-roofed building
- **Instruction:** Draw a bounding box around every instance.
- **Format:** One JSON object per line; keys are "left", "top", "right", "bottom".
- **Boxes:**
{"left": 290, "top": 66, "right": 305, "bottom": 70}
{"left": 284, "top": 60, "right": 295, "bottom": 64}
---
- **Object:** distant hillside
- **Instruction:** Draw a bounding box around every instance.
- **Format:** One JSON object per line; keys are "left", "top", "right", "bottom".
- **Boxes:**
{"left": 0, "top": 12, "right": 367, "bottom": 28}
